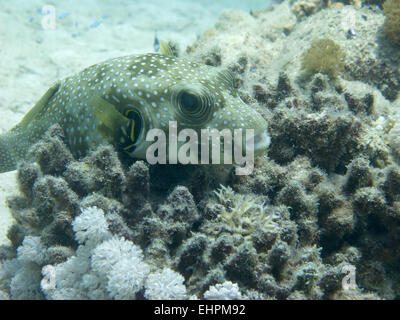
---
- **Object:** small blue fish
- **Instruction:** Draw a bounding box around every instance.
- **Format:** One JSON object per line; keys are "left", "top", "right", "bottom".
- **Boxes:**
{"left": 154, "top": 31, "right": 160, "bottom": 52}
{"left": 89, "top": 20, "right": 102, "bottom": 28}
{"left": 58, "top": 12, "right": 70, "bottom": 19}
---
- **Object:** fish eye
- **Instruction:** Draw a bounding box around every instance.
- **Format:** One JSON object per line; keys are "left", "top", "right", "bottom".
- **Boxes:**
{"left": 172, "top": 83, "right": 215, "bottom": 125}
{"left": 120, "top": 109, "right": 143, "bottom": 152}
{"left": 180, "top": 91, "right": 199, "bottom": 111}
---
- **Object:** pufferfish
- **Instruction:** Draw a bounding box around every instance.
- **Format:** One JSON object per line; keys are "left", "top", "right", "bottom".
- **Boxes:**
{"left": 0, "top": 42, "right": 270, "bottom": 173}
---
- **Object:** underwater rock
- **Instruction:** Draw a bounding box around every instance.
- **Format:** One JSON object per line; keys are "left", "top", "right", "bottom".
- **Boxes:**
{"left": 383, "top": 166, "right": 400, "bottom": 203}
{"left": 28, "top": 124, "right": 74, "bottom": 176}
{"left": 343, "top": 157, "right": 374, "bottom": 194}
{"left": 389, "top": 121, "right": 400, "bottom": 162}
{"left": 344, "top": 92, "right": 375, "bottom": 115}
{"left": 268, "top": 109, "right": 362, "bottom": 172}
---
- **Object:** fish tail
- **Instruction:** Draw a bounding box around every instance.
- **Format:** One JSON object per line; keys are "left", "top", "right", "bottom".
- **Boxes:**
{"left": 0, "top": 134, "right": 17, "bottom": 173}
{"left": 0, "top": 82, "right": 61, "bottom": 174}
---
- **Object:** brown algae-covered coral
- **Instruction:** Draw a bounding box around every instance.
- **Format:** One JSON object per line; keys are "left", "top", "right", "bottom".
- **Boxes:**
{"left": 301, "top": 39, "right": 346, "bottom": 79}
{"left": 383, "top": 0, "right": 400, "bottom": 45}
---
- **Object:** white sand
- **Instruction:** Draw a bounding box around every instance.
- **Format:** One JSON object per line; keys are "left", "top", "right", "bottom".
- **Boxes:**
{"left": 0, "top": 172, "right": 17, "bottom": 246}
{"left": 0, "top": 0, "right": 271, "bottom": 244}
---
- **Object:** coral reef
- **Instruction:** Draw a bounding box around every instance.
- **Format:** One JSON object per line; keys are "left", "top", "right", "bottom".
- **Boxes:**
{"left": 1, "top": 0, "right": 400, "bottom": 300}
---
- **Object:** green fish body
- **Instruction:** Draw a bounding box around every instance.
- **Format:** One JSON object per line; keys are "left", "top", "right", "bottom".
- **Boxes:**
{"left": 0, "top": 48, "right": 269, "bottom": 173}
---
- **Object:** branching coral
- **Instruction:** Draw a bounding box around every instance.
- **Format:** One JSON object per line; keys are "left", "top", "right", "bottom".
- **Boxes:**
{"left": 0, "top": 206, "right": 191, "bottom": 300}
{"left": 203, "top": 281, "right": 243, "bottom": 300}
{"left": 43, "top": 207, "right": 153, "bottom": 300}
{"left": 144, "top": 268, "right": 187, "bottom": 300}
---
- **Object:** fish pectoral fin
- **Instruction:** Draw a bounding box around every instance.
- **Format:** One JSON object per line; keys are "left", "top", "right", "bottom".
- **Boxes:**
{"left": 216, "top": 68, "right": 235, "bottom": 89}
{"left": 0, "top": 135, "right": 17, "bottom": 173}
{"left": 90, "top": 96, "right": 130, "bottom": 139}
{"left": 160, "top": 40, "right": 175, "bottom": 57}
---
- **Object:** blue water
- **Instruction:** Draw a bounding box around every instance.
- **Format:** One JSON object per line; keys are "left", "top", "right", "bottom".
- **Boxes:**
{"left": 23, "top": 0, "right": 275, "bottom": 52}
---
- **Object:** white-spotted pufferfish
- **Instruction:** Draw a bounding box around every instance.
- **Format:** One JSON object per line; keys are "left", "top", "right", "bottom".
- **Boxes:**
{"left": 0, "top": 42, "right": 270, "bottom": 173}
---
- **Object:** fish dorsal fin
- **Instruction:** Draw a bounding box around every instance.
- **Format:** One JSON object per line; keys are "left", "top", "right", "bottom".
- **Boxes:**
{"left": 17, "top": 81, "right": 60, "bottom": 129}
{"left": 90, "top": 96, "right": 130, "bottom": 139}
{"left": 160, "top": 40, "right": 174, "bottom": 57}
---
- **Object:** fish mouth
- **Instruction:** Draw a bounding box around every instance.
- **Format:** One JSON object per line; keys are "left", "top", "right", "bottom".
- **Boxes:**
{"left": 251, "top": 131, "right": 270, "bottom": 155}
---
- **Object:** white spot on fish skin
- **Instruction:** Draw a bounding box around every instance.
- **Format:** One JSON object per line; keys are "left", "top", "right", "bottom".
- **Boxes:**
{"left": 112, "top": 95, "right": 120, "bottom": 103}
